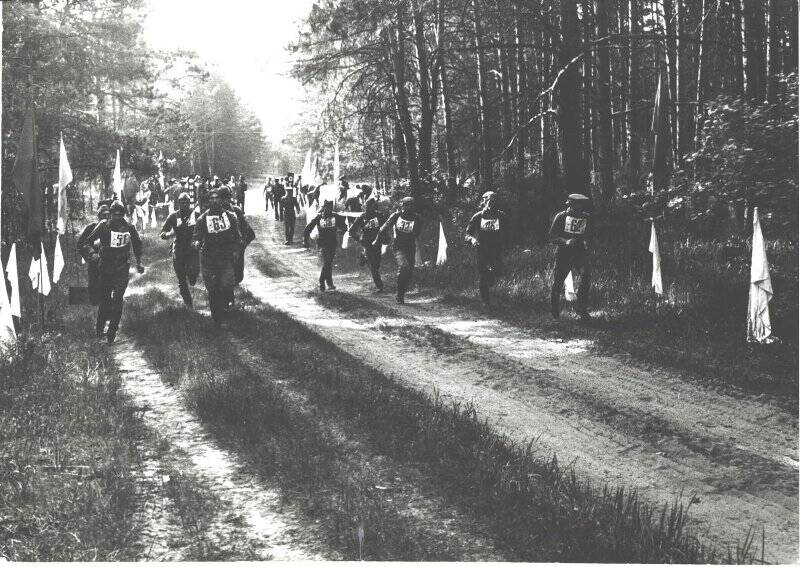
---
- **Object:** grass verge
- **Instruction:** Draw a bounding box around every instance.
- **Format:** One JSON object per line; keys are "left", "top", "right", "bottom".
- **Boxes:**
{"left": 0, "top": 307, "right": 141, "bottom": 561}
{"left": 124, "top": 287, "right": 758, "bottom": 563}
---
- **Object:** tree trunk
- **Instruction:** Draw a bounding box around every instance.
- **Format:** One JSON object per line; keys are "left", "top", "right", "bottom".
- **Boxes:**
{"left": 663, "top": 0, "right": 679, "bottom": 164}
{"left": 411, "top": 0, "right": 434, "bottom": 178}
{"left": 558, "top": 0, "right": 585, "bottom": 196}
{"left": 626, "top": 0, "right": 642, "bottom": 191}
{"left": 695, "top": 0, "right": 710, "bottom": 151}
{"left": 742, "top": 0, "right": 766, "bottom": 101}
{"left": 733, "top": 0, "right": 746, "bottom": 94}
{"left": 473, "top": 0, "right": 494, "bottom": 190}
{"left": 435, "top": 0, "right": 457, "bottom": 189}
{"left": 514, "top": 5, "right": 527, "bottom": 177}
{"left": 581, "top": 0, "right": 593, "bottom": 192}
{"left": 766, "top": 0, "right": 780, "bottom": 103}
{"left": 593, "top": 0, "right": 615, "bottom": 202}
{"left": 388, "top": 13, "right": 420, "bottom": 194}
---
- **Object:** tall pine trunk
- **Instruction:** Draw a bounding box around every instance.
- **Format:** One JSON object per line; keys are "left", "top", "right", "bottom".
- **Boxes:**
{"left": 593, "top": 0, "right": 614, "bottom": 202}
{"left": 558, "top": 0, "right": 585, "bottom": 196}
{"left": 473, "top": 0, "right": 494, "bottom": 190}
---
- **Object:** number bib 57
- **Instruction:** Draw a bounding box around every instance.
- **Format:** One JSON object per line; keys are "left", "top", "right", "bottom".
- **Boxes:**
{"left": 110, "top": 231, "right": 131, "bottom": 248}
{"left": 481, "top": 218, "right": 500, "bottom": 231}
{"left": 206, "top": 214, "right": 230, "bottom": 234}
{"left": 564, "top": 215, "right": 587, "bottom": 235}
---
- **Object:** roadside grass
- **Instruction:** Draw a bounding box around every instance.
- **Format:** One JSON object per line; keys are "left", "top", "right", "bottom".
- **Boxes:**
{"left": 414, "top": 237, "right": 798, "bottom": 399}
{"left": 124, "top": 287, "right": 758, "bottom": 563}
{"left": 0, "top": 306, "right": 141, "bottom": 561}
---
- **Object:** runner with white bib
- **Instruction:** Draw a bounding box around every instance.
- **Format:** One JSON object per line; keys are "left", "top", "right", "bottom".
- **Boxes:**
{"left": 160, "top": 192, "right": 200, "bottom": 308}
{"left": 548, "top": 193, "right": 592, "bottom": 321}
{"left": 375, "top": 196, "right": 422, "bottom": 304}
{"left": 466, "top": 191, "right": 508, "bottom": 306}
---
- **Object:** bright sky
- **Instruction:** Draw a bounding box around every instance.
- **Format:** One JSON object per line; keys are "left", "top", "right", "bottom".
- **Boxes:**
{"left": 142, "top": 0, "right": 315, "bottom": 145}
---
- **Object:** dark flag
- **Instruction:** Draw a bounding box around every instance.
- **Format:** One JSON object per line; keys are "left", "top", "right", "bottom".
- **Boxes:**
{"left": 650, "top": 70, "right": 671, "bottom": 193}
{"left": 11, "top": 108, "right": 42, "bottom": 243}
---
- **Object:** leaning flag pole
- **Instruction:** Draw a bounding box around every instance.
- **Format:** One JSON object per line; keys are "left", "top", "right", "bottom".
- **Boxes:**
{"left": 0, "top": 44, "right": 15, "bottom": 344}
{"left": 54, "top": 133, "right": 72, "bottom": 284}
{"left": 747, "top": 207, "right": 773, "bottom": 343}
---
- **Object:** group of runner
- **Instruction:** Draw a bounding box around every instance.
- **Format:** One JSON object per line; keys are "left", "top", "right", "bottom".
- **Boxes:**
{"left": 78, "top": 170, "right": 593, "bottom": 342}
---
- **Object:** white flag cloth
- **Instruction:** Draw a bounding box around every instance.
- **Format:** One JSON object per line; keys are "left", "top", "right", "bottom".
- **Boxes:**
{"left": 649, "top": 221, "right": 663, "bottom": 295}
{"left": 6, "top": 244, "right": 21, "bottom": 318}
{"left": 150, "top": 208, "right": 158, "bottom": 229}
{"left": 415, "top": 239, "right": 423, "bottom": 265}
{"left": 436, "top": 222, "right": 448, "bottom": 265}
{"left": 57, "top": 133, "right": 73, "bottom": 234}
{"left": 301, "top": 149, "right": 312, "bottom": 181}
{"left": 28, "top": 243, "right": 51, "bottom": 296}
{"left": 0, "top": 267, "right": 16, "bottom": 345}
{"left": 381, "top": 244, "right": 389, "bottom": 256}
{"left": 747, "top": 207, "right": 773, "bottom": 342}
{"left": 333, "top": 141, "right": 340, "bottom": 184}
{"left": 341, "top": 219, "right": 351, "bottom": 249}
{"left": 53, "top": 234, "right": 65, "bottom": 284}
{"left": 113, "top": 149, "right": 123, "bottom": 200}
{"left": 564, "top": 271, "right": 578, "bottom": 301}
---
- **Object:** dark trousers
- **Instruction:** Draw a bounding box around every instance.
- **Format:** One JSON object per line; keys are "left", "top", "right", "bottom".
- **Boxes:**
{"left": 239, "top": 193, "right": 245, "bottom": 212}
{"left": 284, "top": 215, "right": 296, "bottom": 243}
{"left": 87, "top": 261, "right": 101, "bottom": 306}
{"left": 320, "top": 246, "right": 336, "bottom": 288}
{"left": 97, "top": 270, "right": 130, "bottom": 334}
{"left": 394, "top": 246, "right": 415, "bottom": 299}
{"left": 477, "top": 247, "right": 502, "bottom": 302}
{"left": 273, "top": 196, "right": 283, "bottom": 220}
{"left": 364, "top": 243, "right": 383, "bottom": 290}
{"left": 234, "top": 246, "right": 246, "bottom": 284}
{"left": 201, "top": 249, "right": 237, "bottom": 324}
{"left": 551, "top": 245, "right": 591, "bottom": 315}
{"left": 173, "top": 248, "right": 200, "bottom": 306}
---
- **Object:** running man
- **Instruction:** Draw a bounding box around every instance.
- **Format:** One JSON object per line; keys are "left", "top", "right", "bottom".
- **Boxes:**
{"left": 466, "top": 191, "right": 509, "bottom": 305}
{"left": 83, "top": 200, "right": 144, "bottom": 343}
{"left": 303, "top": 200, "right": 344, "bottom": 292}
{"left": 219, "top": 186, "right": 255, "bottom": 307}
{"left": 160, "top": 192, "right": 199, "bottom": 307}
{"left": 348, "top": 198, "right": 386, "bottom": 291}
{"left": 280, "top": 186, "right": 302, "bottom": 244}
{"left": 549, "top": 193, "right": 592, "bottom": 320}
{"left": 76, "top": 203, "right": 111, "bottom": 306}
{"left": 192, "top": 188, "right": 243, "bottom": 325}
{"left": 272, "top": 179, "right": 286, "bottom": 220}
{"left": 374, "top": 196, "right": 422, "bottom": 304}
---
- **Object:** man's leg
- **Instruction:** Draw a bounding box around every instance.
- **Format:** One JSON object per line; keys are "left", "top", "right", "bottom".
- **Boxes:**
{"left": 367, "top": 245, "right": 383, "bottom": 291}
{"left": 550, "top": 247, "right": 574, "bottom": 318}
{"left": 395, "top": 248, "right": 412, "bottom": 302}
{"left": 88, "top": 263, "right": 101, "bottom": 306}
{"left": 477, "top": 249, "right": 491, "bottom": 303}
{"left": 106, "top": 272, "right": 130, "bottom": 343}
{"left": 322, "top": 247, "right": 335, "bottom": 288}
{"left": 96, "top": 278, "right": 112, "bottom": 337}
{"left": 574, "top": 254, "right": 592, "bottom": 318}
{"left": 174, "top": 255, "right": 192, "bottom": 307}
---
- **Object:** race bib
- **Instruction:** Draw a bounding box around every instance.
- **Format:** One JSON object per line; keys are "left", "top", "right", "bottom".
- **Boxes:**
{"left": 481, "top": 218, "right": 500, "bottom": 232}
{"left": 395, "top": 218, "right": 415, "bottom": 234}
{"left": 319, "top": 216, "right": 336, "bottom": 229}
{"left": 564, "top": 215, "right": 587, "bottom": 235}
{"left": 110, "top": 231, "right": 130, "bottom": 248}
{"left": 206, "top": 214, "right": 230, "bottom": 234}
{"left": 364, "top": 218, "right": 379, "bottom": 230}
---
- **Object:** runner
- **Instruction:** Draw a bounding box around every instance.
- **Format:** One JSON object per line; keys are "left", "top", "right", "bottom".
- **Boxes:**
{"left": 192, "top": 188, "right": 243, "bottom": 325}
{"left": 303, "top": 200, "right": 344, "bottom": 292}
{"left": 160, "top": 192, "right": 199, "bottom": 307}
{"left": 237, "top": 175, "right": 248, "bottom": 211}
{"left": 549, "top": 193, "right": 592, "bottom": 320}
{"left": 466, "top": 191, "right": 509, "bottom": 305}
{"left": 348, "top": 198, "right": 386, "bottom": 291}
{"left": 280, "top": 186, "right": 301, "bottom": 244}
{"left": 219, "top": 186, "right": 255, "bottom": 307}
{"left": 76, "top": 203, "right": 111, "bottom": 306}
{"left": 272, "top": 178, "right": 286, "bottom": 221}
{"left": 263, "top": 179, "right": 273, "bottom": 213}
{"left": 83, "top": 200, "right": 144, "bottom": 343}
{"left": 374, "top": 196, "right": 422, "bottom": 304}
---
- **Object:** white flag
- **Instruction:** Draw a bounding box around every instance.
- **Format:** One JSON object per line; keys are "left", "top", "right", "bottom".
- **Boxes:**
{"left": 53, "top": 234, "right": 65, "bottom": 284}
{"left": 113, "top": 149, "right": 123, "bottom": 200}
{"left": 564, "top": 271, "right": 578, "bottom": 301}
{"left": 57, "top": 133, "right": 73, "bottom": 234}
{"left": 301, "top": 149, "right": 312, "bottom": 181}
{"left": 6, "top": 244, "right": 20, "bottom": 318}
{"left": 28, "top": 243, "right": 51, "bottom": 296}
{"left": 415, "top": 239, "right": 423, "bottom": 265}
{"left": 0, "top": 267, "right": 15, "bottom": 345}
{"left": 333, "top": 141, "right": 340, "bottom": 184}
{"left": 649, "top": 221, "right": 663, "bottom": 295}
{"left": 436, "top": 222, "right": 448, "bottom": 266}
{"left": 747, "top": 207, "right": 773, "bottom": 342}
{"left": 341, "top": 219, "right": 351, "bottom": 249}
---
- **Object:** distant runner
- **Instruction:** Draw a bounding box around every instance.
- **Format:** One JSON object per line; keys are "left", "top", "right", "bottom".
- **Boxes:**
{"left": 76, "top": 203, "right": 111, "bottom": 306}
{"left": 272, "top": 179, "right": 286, "bottom": 220}
{"left": 303, "top": 200, "right": 344, "bottom": 292}
{"left": 160, "top": 192, "right": 199, "bottom": 307}
{"left": 280, "top": 186, "right": 302, "bottom": 244}
{"left": 466, "top": 191, "right": 508, "bottom": 305}
{"left": 84, "top": 200, "right": 144, "bottom": 343}
{"left": 549, "top": 193, "right": 592, "bottom": 321}
{"left": 192, "top": 188, "right": 243, "bottom": 325}
{"left": 348, "top": 198, "right": 386, "bottom": 292}
{"left": 375, "top": 196, "right": 422, "bottom": 304}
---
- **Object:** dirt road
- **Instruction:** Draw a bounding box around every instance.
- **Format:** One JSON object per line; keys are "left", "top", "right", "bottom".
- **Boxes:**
{"left": 240, "top": 192, "right": 798, "bottom": 563}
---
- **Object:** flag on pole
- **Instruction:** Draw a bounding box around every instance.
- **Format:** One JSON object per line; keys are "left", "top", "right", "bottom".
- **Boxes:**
{"left": 747, "top": 207, "right": 773, "bottom": 343}
{"left": 301, "top": 149, "right": 312, "bottom": 181}
{"left": 649, "top": 221, "right": 663, "bottom": 295}
{"left": 436, "top": 221, "right": 448, "bottom": 265}
{"left": 12, "top": 108, "right": 42, "bottom": 242}
{"left": 28, "top": 242, "right": 51, "bottom": 296}
{"left": 57, "top": 133, "right": 73, "bottom": 234}
{"left": 333, "top": 141, "right": 340, "bottom": 184}
{"left": 113, "top": 149, "right": 123, "bottom": 201}
{"left": 564, "top": 272, "right": 578, "bottom": 301}
{"left": 6, "top": 244, "right": 21, "bottom": 318}
{"left": 0, "top": 177, "right": 16, "bottom": 344}
{"left": 53, "top": 234, "right": 65, "bottom": 284}
{"left": 341, "top": 219, "right": 351, "bottom": 249}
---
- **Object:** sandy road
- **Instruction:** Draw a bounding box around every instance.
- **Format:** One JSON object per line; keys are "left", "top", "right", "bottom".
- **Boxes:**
{"left": 239, "top": 192, "right": 798, "bottom": 563}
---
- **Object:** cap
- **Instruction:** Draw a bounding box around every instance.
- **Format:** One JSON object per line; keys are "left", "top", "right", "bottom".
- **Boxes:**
{"left": 109, "top": 200, "right": 125, "bottom": 213}
{"left": 568, "top": 193, "right": 589, "bottom": 201}
{"left": 170, "top": 178, "right": 177, "bottom": 183}
{"left": 97, "top": 204, "right": 111, "bottom": 215}
{"left": 400, "top": 197, "right": 414, "bottom": 205}
{"left": 218, "top": 186, "right": 232, "bottom": 199}
{"left": 481, "top": 191, "right": 497, "bottom": 199}
{"left": 177, "top": 192, "right": 191, "bottom": 202}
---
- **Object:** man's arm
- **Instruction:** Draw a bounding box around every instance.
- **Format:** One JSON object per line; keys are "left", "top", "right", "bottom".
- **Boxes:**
{"left": 303, "top": 215, "right": 320, "bottom": 247}
{"left": 375, "top": 211, "right": 398, "bottom": 244}
{"left": 294, "top": 197, "right": 301, "bottom": 214}
{"left": 348, "top": 213, "right": 365, "bottom": 238}
{"left": 129, "top": 225, "right": 144, "bottom": 270}
{"left": 548, "top": 212, "right": 569, "bottom": 246}
{"left": 160, "top": 213, "right": 175, "bottom": 239}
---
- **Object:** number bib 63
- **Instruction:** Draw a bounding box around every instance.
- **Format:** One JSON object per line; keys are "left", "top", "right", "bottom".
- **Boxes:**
{"left": 206, "top": 214, "right": 230, "bottom": 234}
